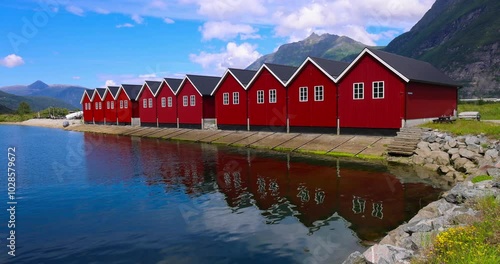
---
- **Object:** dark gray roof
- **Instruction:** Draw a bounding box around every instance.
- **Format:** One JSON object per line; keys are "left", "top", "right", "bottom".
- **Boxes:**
{"left": 228, "top": 68, "right": 257, "bottom": 86}
{"left": 121, "top": 84, "right": 142, "bottom": 101}
{"left": 107, "top": 86, "right": 120, "bottom": 98}
{"left": 84, "top": 89, "right": 94, "bottom": 97}
{"left": 265, "top": 63, "right": 298, "bottom": 83}
{"left": 368, "top": 48, "right": 460, "bottom": 87}
{"left": 186, "top": 74, "right": 221, "bottom": 96}
{"left": 310, "top": 57, "right": 349, "bottom": 78}
{"left": 163, "top": 78, "right": 183, "bottom": 93}
{"left": 145, "top": 81, "right": 162, "bottom": 95}
{"left": 95, "top": 88, "right": 107, "bottom": 99}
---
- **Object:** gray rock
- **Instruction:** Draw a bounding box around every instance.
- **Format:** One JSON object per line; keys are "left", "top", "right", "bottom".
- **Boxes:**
{"left": 466, "top": 143, "right": 482, "bottom": 154}
{"left": 451, "top": 153, "right": 461, "bottom": 161}
{"left": 443, "top": 182, "right": 500, "bottom": 204}
{"left": 485, "top": 149, "right": 499, "bottom": 160}
{"left": 414, "top": 148, "right": 431, "bottom": 158}
{"left": 487, "top": 168, "right": 500, "bottom": 177}
{"left": 431, "top": 151, "right": 450, "bottom": 165}
{"left": 465, "top": 136, "right": 479, "bottom": 146}
{"left": 442, "top": 142, "right": 451, "bottom": 151}
{"left": 459, "top": 149, "right": 476, "bottom": 159}
{"left": 410, "top": 231, "right": 438, "bottom": 250}
{"left": 448, "top": 138, "right": 457, "bottom": 148}
{"left": 412, "top": 155, "right": 425, "bottom": 165}
{"left": 417, "top": 142, "right": 430, "bottom": 151}
{"left": 438, "top": 166, "right": 451, "bottom": 175}
{"left": 448, "top": 148, "right": 459, "bottom": 155}
{"left": 424, "top": 164, "right": 439, "bottom": 172}
{"left": 429, "top": 143, "right": 441, "bottom": 151}
{"left": 363, "top": 244, "right": 413, "bottom": 264}
{"left": 342, "top": 251, "right": 371, "bottom": 264}
{"left": 453, "top": 158, "right": 476, "bottom": 173}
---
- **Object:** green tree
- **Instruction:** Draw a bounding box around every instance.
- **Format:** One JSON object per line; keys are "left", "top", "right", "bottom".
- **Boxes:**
{"left": 17, "top": 101, "right": 32, "bottom": 114}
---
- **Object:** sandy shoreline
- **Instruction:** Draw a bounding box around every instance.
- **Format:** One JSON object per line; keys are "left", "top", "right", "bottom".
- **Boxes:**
{"left": 1, "top": 118, "right": 83, "bottom": 129}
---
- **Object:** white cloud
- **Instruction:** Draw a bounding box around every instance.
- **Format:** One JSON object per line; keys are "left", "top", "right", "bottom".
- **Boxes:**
{"left": 0, "top": 54, "right": 25, "bottom": 68}
{"left": 195, "top": 0, "right": 267, "bottom": 20}
{"left": 72, "top": 76, "right": 81, "bottom": 80}
{"left": 138, "top": 73, "right": 157, "bottom": 78}
{"left": 150, "top": 0, "right": 167, "bottom": 9}
{"left": 163, "top": 17, "right": 175, "bottom": 24}
{"left": 190, "top": 42, "right": 261, "bottom": 73}
{"left": 200, "top": 21, "right": 260, "bottom": 41}
{"left": 105, "top": 80, "right": 117, "bottom": 86}
{"left": 131, "top": 14, "right": 144, "bottom": 24}
{"left": 94, "top": 8, "right": 110, "bottom": 14}
{"left": 116, "top": 23, "right": 134, "bottom": 28}
{"left": 66, "top": 5, "right": 84, "bottom": 16}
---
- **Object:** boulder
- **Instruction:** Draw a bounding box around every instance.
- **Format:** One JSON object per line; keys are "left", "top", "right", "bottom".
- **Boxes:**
{"left": 448, "top": 148, "right": 459, "bottom": 155}
{"left": 342, "top": 251, "right": 372, "bottom": 264}
{"left": 466, "top": 143, "right": 482, "bottom": 154}
{"left": 424, "top": 164, "right": 439, "bottom": 172}
{"left": 429, "top": 143, "right": 441, "bottom": 151}
{"left": 487, "top": 168, "right": 500, "bottom": 177}
{"left": 412, "top": 155, "right": 425, "bottom": 165}
{"left": 417, "top": 142, "right": 431, "bottom": 151}
{"left": 438, "top": 166, "right": 451, "bottom": 175}
{"left": 485, "top": 149, "right": 499, "bottom": 160}
{"left": 430, "top": 151, "right": 450, "bottom": 165}
{"left": 448, "top": 138, "right": 457, "bottom": 148}
{"left": 451, "top": 153, "right": 461, "bottom": 161}
{"left": 465, "top": 136, "right": 479, "bottom": 146}
{"left": 458, "top": 149, "right": 476, "bottom": 159}
{"left": 363, "top": 244, "right": 413, "bottom": 264}
{"left": 414, "top": 148, "right": 431, "bottom": 158}
{"left": 453, "top": 158, "right": 476, "bottom": 173}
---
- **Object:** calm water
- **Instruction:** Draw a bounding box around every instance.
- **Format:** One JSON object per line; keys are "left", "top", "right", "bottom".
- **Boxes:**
{"left": 0, "top": 125, "right": 444, "bottom": 264}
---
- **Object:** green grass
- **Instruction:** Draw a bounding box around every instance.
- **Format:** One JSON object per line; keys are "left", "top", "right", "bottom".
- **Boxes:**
{"left": 0, "top": 114, "right": 34, "bottom": 122}
{"left": 420, "top": 119, "right": 500, "bottom": 139}
{"left": 471, "top": 175, "right": 494, "bottom": 183}
{"left": 413, "top": 196, "right": 500, "bottom": 264}
{"left": 458, "top": 102, "right": 500, "bottom": 120}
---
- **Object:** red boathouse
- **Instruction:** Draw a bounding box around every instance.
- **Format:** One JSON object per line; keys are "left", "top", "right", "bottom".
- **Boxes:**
{"left": 176, "top": 74, "right": 220, "bottom": 129}
{"left": 212, "top": 68, "right": 256, "bottom": 130}
{"left": 91, "top": 88, "right": 106, "bottom": 124}
{"left": 115, "top": 84, "right": 142, "bottom": 126}
{"left": 157, "top": 78, "right": 182, "bottom": 127}
{"left": 246, "top": 63, "right": 297, "bottom": 132}
{"left": 137, "top": 81, "right": 162, "bottom": 127}
{"left": 103, "top": 86, "right": 120, "bottom": 125}
{"left": 286, "top": 57, "right": 348, "bottom": 133}
{"left": 336, "top": 48, "right": 459, "bottom": 134}
{"left": 80, "top": 89, "right": 94, "bottom": 124}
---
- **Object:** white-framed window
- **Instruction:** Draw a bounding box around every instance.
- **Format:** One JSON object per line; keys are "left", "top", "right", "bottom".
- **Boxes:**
{"left": 124, "top": 100, "right": 128, "bottom": 109}
{"left": 373, "top": 81, "right": 384, "bottom": 99}
{"left": 299, "top": 87, "right": 308, "bottom": 102}
{"left": 183, "top": 96, "right": 188, "bottom": 106}
{"left": 107, "top": 101, "right": 110, "bottom": 109}
{"left": 143, "top": 99, "right": 147, "bottom": 108}
{"left": 223, "top": 93, "right": 229, "bottom": 105}
{"left": 190, "top": 95, "right": 196, "bottom": 106}
{"left": 161, "top": 97, "right": 166, "bottom": 107}
{"left": 98, "top": 102, "right": 102, "bottom": 109}
{"left": 353, "top": 83, "right": 364, "bottom": 100}
{"left": 168, "top": 97, "right": 172, "bottom": 107}
{"left": 233, "top": 92, "right": 239, "bottom": 105}
{"left": 314, "top": 86, "right": 324, "bottom": 101}
{"left": 148, "top": 98, "right": 153, "bottom": 108}
{"left": 269, "top": 89, "right": 277, "bottom": 103}
{"left": 95, "top": 102, "right": 98, "bottom": 109}
{"left": 120, "top": 100, "right": 123, "bottom": 109}
{"left": 257, "top": 90, "right": 264, "bottom": 104}
{"left": 111, "top": 101, "right": 114, "bottom": 109}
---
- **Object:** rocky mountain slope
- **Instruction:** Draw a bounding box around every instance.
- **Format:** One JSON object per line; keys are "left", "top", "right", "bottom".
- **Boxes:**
{"left": 384, "top": 0, "right": 500, "bottom": 97}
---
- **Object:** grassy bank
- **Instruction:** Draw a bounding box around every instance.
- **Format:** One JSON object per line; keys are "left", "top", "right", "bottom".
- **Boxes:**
{"left": 458, "top": 102, "right": 500, "bottom": 120}
{"left": 0, "top": 114, "right": 33, "bottom": 122}
{"left": 414, "top": 195, "right": 500, "bottom": 264}
{"left": 420, "top": 119, "right": 500, "bottom": 139}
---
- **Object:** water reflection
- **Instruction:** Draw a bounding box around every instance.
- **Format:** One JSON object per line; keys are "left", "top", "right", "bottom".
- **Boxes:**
{"left": 83, "top": 133, "right": 444, "bottom": 243}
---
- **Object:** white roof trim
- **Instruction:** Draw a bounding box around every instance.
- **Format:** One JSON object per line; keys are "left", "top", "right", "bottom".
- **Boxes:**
{"left": 335, "top": 48, "right": 410, "bottom": 83}
{"left": 116, "top": 86, "right": 132, "bottom": 101}
{"left": 156, "top": 79, "right": 181, "bottom": 97}
{"left": 79, "top": 90, "right": 92, "bottom": 104}
{"left": 210, "top": 69, "right": 247, "bottom": 96}
{"left": 136, "top": 82, "right": 150, "bottom": 101}
{"left": 245, "top": 64, "right": 288, "bottom": 90}
{"left": 285, "top": 57, "right": 336, "bottom": 86}
{"left": 178, "top": 75, "right": 203, "bottom": 97}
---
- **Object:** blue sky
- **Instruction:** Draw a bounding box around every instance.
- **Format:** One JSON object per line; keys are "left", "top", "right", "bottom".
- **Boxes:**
{"left": 0, "top": 0, "right": 434, "bottom": 88}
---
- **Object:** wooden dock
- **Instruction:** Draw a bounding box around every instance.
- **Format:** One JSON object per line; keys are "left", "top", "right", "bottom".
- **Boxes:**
{"left": 66, "top": 124, "right": 391, "bottom": 159}
{"left": 387, "top": 127, "right": 428, "bottom": 156}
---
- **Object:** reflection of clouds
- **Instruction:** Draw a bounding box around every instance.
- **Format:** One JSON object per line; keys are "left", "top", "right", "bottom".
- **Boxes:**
{"left": 183, "top": 192, "right": 364, "bottom": 263}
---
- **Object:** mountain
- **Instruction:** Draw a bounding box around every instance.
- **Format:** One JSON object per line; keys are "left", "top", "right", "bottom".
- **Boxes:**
{"left": 0, "top": 80, "right": 88, "bottom": 108}
{"left": 384, "top": 0, "right": 500, "bottom": 98}
{"left": 246, "top": 33, "right": 368, "bottom": 70}
{"left": 0, "top": 90, "right": 76, "bottom": 112}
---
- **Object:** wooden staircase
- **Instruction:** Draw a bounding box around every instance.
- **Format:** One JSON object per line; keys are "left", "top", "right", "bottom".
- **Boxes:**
{"left": 387, "top": 127, "right": 428, "bottom": 156}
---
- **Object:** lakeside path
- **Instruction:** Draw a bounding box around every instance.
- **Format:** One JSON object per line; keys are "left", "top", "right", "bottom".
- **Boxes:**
{"left": 63, "top": 123, "right": 392, "bottom": 159}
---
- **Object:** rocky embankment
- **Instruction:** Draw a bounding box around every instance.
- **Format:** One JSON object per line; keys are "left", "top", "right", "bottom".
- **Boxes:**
{"left": 343, "top": 130, "right": 500, "bottom": 264}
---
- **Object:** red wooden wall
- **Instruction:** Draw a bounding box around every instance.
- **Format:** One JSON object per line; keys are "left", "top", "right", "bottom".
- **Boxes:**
{"left": 138, "top": 86, "right": 157, "bottom": 125}
{"left": 247, "top": 68, "right": 287, "bottom": 128}
{"left": 82, "top": 94, "right": 93, "bottom": 123}
{"left": 215, "top": 74, "right": 248, "bottom": 126}
{"left": 156, "top": 83, "right": 177, "bottom": 125}
{"left": 93, "top": 94, "right": 105, "bottom": 123}
{"left": 338, "top": 55, "right": 405, "bottom": 129}
{"left": 406, "top": 83, "right": 457, "bottom": 119}
{"left": 177, "top": 81, "right": 203, "bottom": 125}
{"left": 103, "top": 93, "right": 117, "bottom": 124}
{"left": 116, "top": 91, "right": 132, "bottom": 124}
{"left": 287, "top": 62, "right": 337, "bottom": 128}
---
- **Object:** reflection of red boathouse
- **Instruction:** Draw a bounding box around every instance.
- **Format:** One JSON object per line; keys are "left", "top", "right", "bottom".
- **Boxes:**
{"left": 215, "top": 151, "right": 251, "bottom": 207}
{"left": 247, "top": 156, "right": 289, "bottom": 210}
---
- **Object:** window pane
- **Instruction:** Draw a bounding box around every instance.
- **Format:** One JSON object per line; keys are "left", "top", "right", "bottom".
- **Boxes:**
{"left": 233, "top": 92, "right": 239, "bottom": 105}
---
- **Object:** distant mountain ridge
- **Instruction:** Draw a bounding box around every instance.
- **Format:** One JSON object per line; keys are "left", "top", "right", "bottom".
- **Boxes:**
{"left": 384, "top": 0, "right": 500, "bottom": 97}
{"left": 0, "top": 80, "right": 87, "bottom": 108}
{"left": 246, "top": 33, "right": 368, "bottom": 70}
{"left": 0, "top": 89, "right": 76, "bottom": 112}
